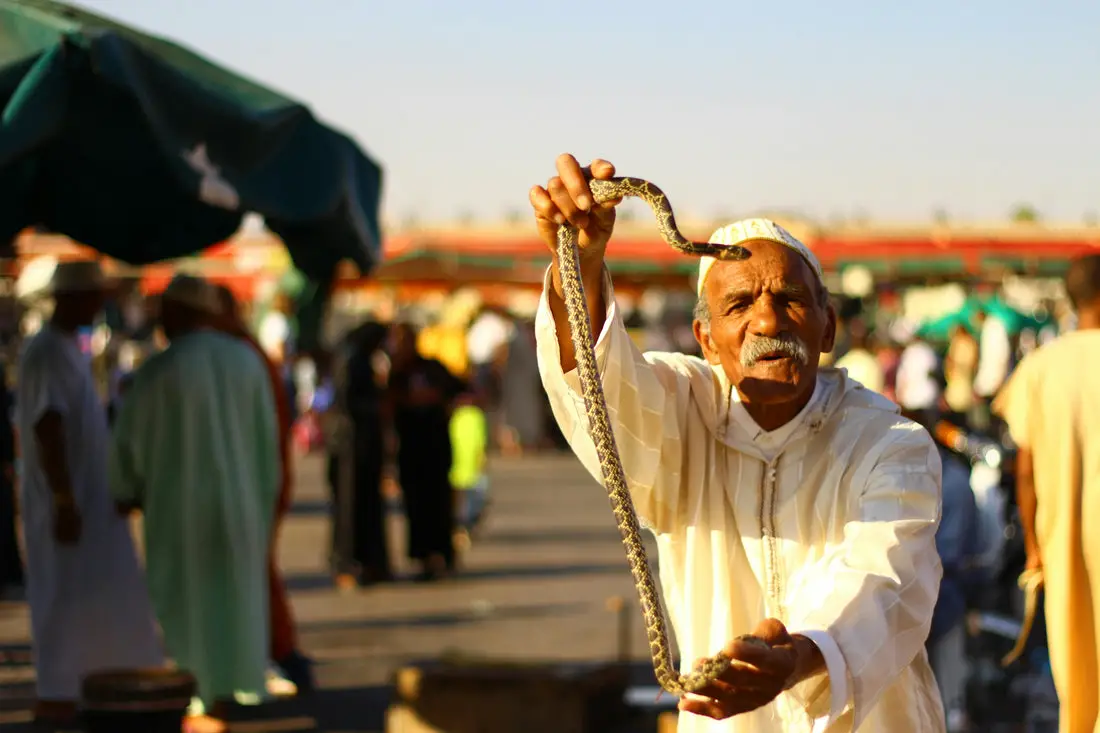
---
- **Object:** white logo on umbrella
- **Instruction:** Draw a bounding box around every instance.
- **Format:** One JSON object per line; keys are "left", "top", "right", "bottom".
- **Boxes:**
{"left": 181, "top": 143, "right": 241, "bottom": 211}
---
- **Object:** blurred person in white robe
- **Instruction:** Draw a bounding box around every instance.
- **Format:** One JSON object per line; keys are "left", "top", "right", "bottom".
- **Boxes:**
{"left": 896, "top": 336, "right": 942, "bottom": 414}
{"left": 529, "top": 155, "right": 944, "bottom": 732}
{"left": 972, "top": 310, "right": 1011, "bottom": 431}
{"left": 833, "top": 320, "right": 884, "bottom": 394}
{"left": 15, "top": 260, "right": 162, "bottom": 727}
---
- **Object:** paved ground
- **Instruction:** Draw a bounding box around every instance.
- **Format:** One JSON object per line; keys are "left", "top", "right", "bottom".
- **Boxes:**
{"left": 0, "top": 452, "right": 674, "bottom": 732}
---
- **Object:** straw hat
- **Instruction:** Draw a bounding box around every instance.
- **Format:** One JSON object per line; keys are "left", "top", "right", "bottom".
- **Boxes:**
{"left": 16, "top": 258, "right": 113, "bottom": 300}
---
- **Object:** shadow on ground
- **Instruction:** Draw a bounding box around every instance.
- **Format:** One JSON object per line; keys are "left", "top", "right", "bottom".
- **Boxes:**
{"left": 284, "top": 561, "right": 627, "bottom": 592}
{"left": 0, "top": 640, "right": 32, "bottom": 665}
{"left": 0, "top": 684, "right": 392, "bottom": 732}
{"left": 287, "top": 498, "right": 403, "bottom": 519}
{"left": 286, "top": 499, "right": 331, "bottom": 518}
{"left": 1, "top": 664, "right": 674, "bottom": 732}
{"left": 299, "top": 601, "right": 590, "bottom": 634}
{"left": 477, "top": 528, "right": 624, "bottom": 546}
{"left": 227, "top": 686, "right": 392, "bottom": 732}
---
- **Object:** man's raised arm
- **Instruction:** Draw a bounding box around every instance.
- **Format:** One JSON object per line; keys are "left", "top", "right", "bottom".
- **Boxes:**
{"left": 529, "top": 154, "right": 711, "bottom": 533}
{"left": 528, "top": 154, "right": 621, "bottom": 372}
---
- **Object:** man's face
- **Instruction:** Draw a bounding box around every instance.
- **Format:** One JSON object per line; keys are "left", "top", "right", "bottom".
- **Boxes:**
{"left": 692, "top": 240, "right": 836, "bottom": 406}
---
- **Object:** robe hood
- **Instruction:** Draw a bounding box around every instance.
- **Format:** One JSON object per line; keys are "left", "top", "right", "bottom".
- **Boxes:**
{"left": 675, "top": 358, "right": 902, "bottom": 455}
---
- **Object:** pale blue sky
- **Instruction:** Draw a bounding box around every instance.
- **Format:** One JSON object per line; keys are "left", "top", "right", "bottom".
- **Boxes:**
{"left": 74, "top": 0, "right": 1100, "bottom": 225}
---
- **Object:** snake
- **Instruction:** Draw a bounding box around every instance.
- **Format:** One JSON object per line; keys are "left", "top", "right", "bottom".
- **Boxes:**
{"left": 554, "top": 176, "right": 764, "bottom": 696}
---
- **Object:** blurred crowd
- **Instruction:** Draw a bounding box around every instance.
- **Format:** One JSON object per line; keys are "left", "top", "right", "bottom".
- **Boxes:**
{"left": 0, "top": 261, "right": 570, "bottom": 731}
{"left": 816, "top": 297, "right": 1065, "bottom": 731}
{"left": 0, "top": 253, "right": 1079, "bottom": 732}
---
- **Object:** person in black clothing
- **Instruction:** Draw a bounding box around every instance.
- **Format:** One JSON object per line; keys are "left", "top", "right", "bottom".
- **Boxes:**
{"left": 386, "top": 322, "right": 463, "bottom": 581}
{"left": 327, "top": 321, "right": 393, "bottom": 587}
{"left": 0, "top": 363, "right": 23, "bottom": 595}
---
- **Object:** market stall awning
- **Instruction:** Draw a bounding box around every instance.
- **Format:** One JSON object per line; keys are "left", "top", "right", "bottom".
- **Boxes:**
{"left": 372, "top": 225, "right": 1100, "bottom": 284}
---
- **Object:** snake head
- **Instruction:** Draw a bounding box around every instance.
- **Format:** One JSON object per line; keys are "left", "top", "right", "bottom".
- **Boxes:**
{"left": 733, "top": 633, "right": 771, "bottom": 646}
{"left": 713, "top": 245, "right": 751, "bottom": 261}
{"left": 586, "top": 177, "right": 630, "bottom": 206}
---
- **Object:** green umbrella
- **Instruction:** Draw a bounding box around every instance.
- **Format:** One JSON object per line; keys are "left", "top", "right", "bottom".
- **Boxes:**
{"left": 0, "top": 0, "right": 384, "bottom": 350}
{"left": 978, "top": 295, "right": 1052, "bottom": 334}
{"left": 915, "top": 310, "right": 975, "bottom": 341}
{"left": 916, "top": 295, "right": 1052, "bottom": 341}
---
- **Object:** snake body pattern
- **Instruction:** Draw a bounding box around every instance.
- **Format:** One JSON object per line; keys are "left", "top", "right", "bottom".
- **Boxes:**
{"left": 554, "top": 177, "right": 760, "bottom": 696}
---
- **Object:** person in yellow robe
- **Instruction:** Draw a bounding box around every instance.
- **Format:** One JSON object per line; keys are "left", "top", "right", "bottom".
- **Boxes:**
{"left": 529, "top": 154, "right": 944, "bottom": 732}
{"left": 994, "top": 253, "right": 1100, "bottom": 733}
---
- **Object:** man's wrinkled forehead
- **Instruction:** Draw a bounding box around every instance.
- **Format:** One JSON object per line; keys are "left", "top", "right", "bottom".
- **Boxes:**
{"left": 712, "top": 271, "right": 817, "bottom": 305}
{"left": 700, "top": 240, "right": 824, "bottom": 301}
{"left": 708, "top": 246, "right": 822, "bottom": 301}
{"left": 697, "top": 219, "right": 823, "bottom": 296}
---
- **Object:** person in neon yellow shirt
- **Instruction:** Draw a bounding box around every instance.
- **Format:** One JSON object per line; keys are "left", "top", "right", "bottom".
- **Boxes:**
{"left": 449, "top": 389, "right": 489, "bottom": 551}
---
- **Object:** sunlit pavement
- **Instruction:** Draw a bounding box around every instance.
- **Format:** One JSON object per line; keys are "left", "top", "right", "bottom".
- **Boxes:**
{"left": 1, "top": 452, "right": 671, "bottom": 731}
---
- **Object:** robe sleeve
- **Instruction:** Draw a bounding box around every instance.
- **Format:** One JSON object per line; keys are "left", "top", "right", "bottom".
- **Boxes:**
{"left": 534, "top": 266, "right": 696, "bottom": 532}
{"left": 19, "top": 342, "right": 69, "bottom": 424}
{"left": 782, "top": 422, "right": 943, "bottom": 731}
{"left": 108, "top": 375, "right": 146, "bottom": 505}
{"left": 991, "top": 351, "right": 1036, "bottom": 449}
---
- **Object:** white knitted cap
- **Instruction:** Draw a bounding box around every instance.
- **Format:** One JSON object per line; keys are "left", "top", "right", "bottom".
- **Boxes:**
{"left": 697, "top": 218, "right": 823, "bottom": 296}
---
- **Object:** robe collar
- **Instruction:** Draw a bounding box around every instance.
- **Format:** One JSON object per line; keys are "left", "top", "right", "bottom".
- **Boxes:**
{"left": 697, "top": 363, "right": 895, "bottom": 460}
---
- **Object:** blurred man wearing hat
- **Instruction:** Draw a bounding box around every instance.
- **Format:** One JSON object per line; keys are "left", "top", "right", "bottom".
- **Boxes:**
{"left": 109, "top": 274, "right": 279, "bottom": 733}
{"left": 529, "top": 155, "right": 943, "bottom": 732}
{"left": 15, "top": 259, "right": 163, "bottom": 726}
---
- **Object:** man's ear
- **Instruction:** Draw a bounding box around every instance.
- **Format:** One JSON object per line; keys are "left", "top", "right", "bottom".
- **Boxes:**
{"left": 820, "top": 303, "right": 838, "bottom": 354}
{"left": 693, "top": 320, "right": 722, "bottom": 365}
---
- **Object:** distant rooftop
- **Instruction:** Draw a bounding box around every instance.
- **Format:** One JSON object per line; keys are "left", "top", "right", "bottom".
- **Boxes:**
{"left": 374, "top": 212, "right": 1100, "bottom": 245}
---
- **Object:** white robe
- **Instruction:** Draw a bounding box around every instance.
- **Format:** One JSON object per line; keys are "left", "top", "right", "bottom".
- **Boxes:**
{"left": 16, "top": 325, "right": 162, "bottom": 701}
{"left": 535, "top": 270, "right": 945, "bottom": 732}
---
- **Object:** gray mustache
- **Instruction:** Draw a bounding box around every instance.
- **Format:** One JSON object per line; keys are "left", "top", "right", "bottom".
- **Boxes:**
{"left": 741, "top": 335, "right": 809, "bottom": 368}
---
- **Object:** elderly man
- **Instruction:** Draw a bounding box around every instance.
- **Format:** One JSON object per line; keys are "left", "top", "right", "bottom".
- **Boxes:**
{"left": 994, "top": 253, "right": 1100, "bottom": 733}
{"left": 529, "top": 155, "right": 943, "bottom": 732}
{"left": 16, "top": 260, "right": 162, "bottom": 726}
{"left": 109, "top": 275, "right": 279, "bottom": 733}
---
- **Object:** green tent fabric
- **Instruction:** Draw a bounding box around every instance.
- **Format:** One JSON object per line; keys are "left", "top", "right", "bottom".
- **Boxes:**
{"left": 916, "top": 295, "right": 1051, "bottom": 340}
{"left": 915, "top": 310, "right": 974, "bottom": 341}
{"left": 980, "top": 295, "right": 1051, "bottom": 333}
{"left": 276, "top": 268, "right": 308, "bottom": 299}
{"left": 0, "top": 0, "right": 384, "bottom": 351}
